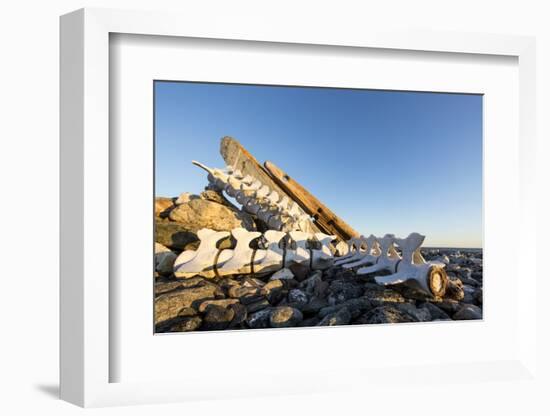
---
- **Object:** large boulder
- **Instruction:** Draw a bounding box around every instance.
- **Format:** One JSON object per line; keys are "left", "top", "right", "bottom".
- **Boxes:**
{"left": 154, "top": 243, "right": 177, "bottom": 275}
{"left": 169, "top": 198, "right": 256, "bottom": 231}
{"left": 155, "top": 284, "right": 224, "bottom": 327}
{"left": 155, "top": 197, "right": 174, "bottom": 217}
{"left": 453, "top": 304, "right": 482, "bottom": 320}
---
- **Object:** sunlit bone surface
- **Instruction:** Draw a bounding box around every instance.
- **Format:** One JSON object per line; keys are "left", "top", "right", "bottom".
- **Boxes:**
{"left": 374, "top": 232, "right": 447, "bottom": 297}
{"left": 356, "top": 234, "right": 401, "bottom": 275}
{"left": 216, "top": 228, "right": 262, "bottom": 276}
{"left": 193, "top": 160, "right": 312, "bottom": 232}
{"left": 174, "top": 229, "right": 230, "bottom": 278}
{"left": 311, "top": 233, "right": 337, "bottom": 270}
{"left": 341, "top": 234, "right": 381, "bottom": 269}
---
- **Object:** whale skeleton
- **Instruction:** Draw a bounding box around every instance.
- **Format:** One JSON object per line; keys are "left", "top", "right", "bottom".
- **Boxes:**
{"left": 334, "top": 232, "right": 447, "bottom": 297}
{"left": 174, "top": 228, "right": 337, "bottom": 278}
{"left": 192, "top": 161, "right": 312, "bottom": 232}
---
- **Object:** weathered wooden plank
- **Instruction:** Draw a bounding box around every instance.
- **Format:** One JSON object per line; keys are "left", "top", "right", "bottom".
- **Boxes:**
{"left": 264, "top": 160, "right": 360, "bottom": 241}
{"left": 219, "top": 136, "right": 320, "bottom": 234}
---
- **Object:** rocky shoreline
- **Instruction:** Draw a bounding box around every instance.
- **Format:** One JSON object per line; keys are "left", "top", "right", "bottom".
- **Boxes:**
{"left": 154, "top": 191, "right": 483, "bottom": 333}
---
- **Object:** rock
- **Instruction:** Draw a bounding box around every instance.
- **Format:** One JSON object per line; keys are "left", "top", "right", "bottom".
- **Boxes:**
{"left": 300, "top": 317, "right": 321, "bottom": 327}
{"left": 299, "top": 298, "right": 330, "bottom": 315}
{"left": 200, "top": 189, "right": 235, "bottom": 208}
{"left": 154, "top": 243, "right": 177, "bottom": 275}
{"left": 300, "top": 271, "right": 328, "bottom": 298}
{"left": 201, "top": 304, "right": 235, "bottom": 330}
{"left": 228, "top": 303, "right": 248, "bottom": 328}
{"left": 175, "top": 192, "right": 199, "bottom": 205}
{"left": 240, "top": 294, "right": 266, "bottom": 305}
{"left": 319, "top": 298, "right": 371, "bottom": 319}
{"left": 158, "top": 316, "right": 202, "bottom": 333}
{"left": 445, "top": 278, "right": 465, "bottom": 301}
{"left": 261, "top": 279, "right": 286, "bottom": 304}
{"left": 328, "top": 280, "right": 364, "bottom": 304}
{"left": 288, "top": 263, "right": 310, "bottom": 281}
{"left": 155, "top": 285, "right": 224, "bottom": 325}
{"left": 270, "top": 306, "right": 303, "bottom": 328}
{"left": 288, "top": 288, "right": 308, "bottom": 305}
{"left": 432, "top": 299, "right": 461, "bottom": 315}
{"left": 246, "top": 299, "right": 270, "bottom": 313}
{"left": 155, "top": 197, "right": 174, "bottom": 217}
{"left": 363, "top": 286, "right": 407, "bottom": 306}
{"left": 173, "top": 316, "right": 202, "bottom": 332}
{"left": 358, "top": 306, "right": 415, "bottom": 324}
{"left": 228, "top": 285, "right": 260, "bottom": 299}
{"left": 270, "top": 268, "right": 295, "bottom": 280}
{"left": 155, "top": 277, "right": 210, "bottom": 296}
{"left": 419, "top": 302, "right": 451, "bottom": 320}
{"left": 246, "top": 308, "right": 272, "bottom": 329}
{"left": 317, "top": 307, "right": 352, "bottom": 326}
{"left": 453, "top": 304, "right": 482, "bottom": 320}
{"left": 394, "top": 303, "right": 432, "bottom": 322}
{"left": 169, "top": 198, "right": 256, "bottom": 232}
{"left": 474, "top": 288, "right": 483, "bottom": 306}
{"left": 155, "top": 221, "right": 200, "bottom": 251}
{"left": 197, "top": 298, "right": 240, "bottom": 313}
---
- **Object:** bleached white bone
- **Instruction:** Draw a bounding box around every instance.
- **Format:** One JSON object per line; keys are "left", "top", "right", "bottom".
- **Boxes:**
{"left": 311, "top": 233, "right": 337, "bottom": 270}
{"left": 374, "top": 232, "right": 447, "bottom": 296}
{"left": 252, "top": 230, "right": 286, "bottom": 275}
{"left": 334, "top": 237, "right": 365, "bottom": 265}
{"left": 341, "top": 234, "right": 380, "bottom": 269}
{"left": 356, "top": 234, "right": 401, "bottom": 275}
{"left": 285, "top": 231, "right": 311, "bottom": 267}
{"left": 335, "top": 235, "right": 369, "bottom": 265}
{"left": 194, "top": 160, "right": 312, "bottom": 232}
{"left": 216, "top": 228, "right": 261, "bottom": 276}
{"left": 174, "top": 229, "right": 230, "bottom": 278}
{"left": 192, "top": 161, "right": 229, "bottom": 190}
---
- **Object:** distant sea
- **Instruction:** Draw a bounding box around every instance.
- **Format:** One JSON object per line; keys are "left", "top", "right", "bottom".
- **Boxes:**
{"left": 423, "top": 247, "right": 482, "bottom": 253}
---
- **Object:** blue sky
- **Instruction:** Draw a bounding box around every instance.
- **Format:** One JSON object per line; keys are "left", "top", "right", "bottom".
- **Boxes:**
{"left": 155, "top": 81, "right": 482, "bottom": 248}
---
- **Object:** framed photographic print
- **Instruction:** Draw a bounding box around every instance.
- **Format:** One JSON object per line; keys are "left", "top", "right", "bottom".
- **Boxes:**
{"left": 60, "top": 7, "right": 538, "bottom": 408}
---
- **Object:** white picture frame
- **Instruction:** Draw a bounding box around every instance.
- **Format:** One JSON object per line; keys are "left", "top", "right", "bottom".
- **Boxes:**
{"left": 60, "top": 7, "right": 538, "bottom": 408}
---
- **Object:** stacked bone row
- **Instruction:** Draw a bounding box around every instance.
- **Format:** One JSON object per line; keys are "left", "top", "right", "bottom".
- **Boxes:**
{"left": 335, "top": 232, "right": 448, "bottom": 296}
{"left": 193, "top": 161, "right": 312, "bottom": 232}
{"left": 174, "top": 228, "right": 336, "bottom": 278}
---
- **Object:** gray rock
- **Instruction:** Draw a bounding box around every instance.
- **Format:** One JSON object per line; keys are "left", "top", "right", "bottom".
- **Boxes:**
{"left": 246, "top": 299, "right": 270, "bottom": 313}
{"left": 319, "top": 298, "right": 371, "bottom": 319}
{"left": 201, "top": 304, "right": 235, "bottom": 330}
{"left": 261, "top": 279, "right": 287, "bottom": 304}
{"left": 453, "top": 304, "right": 482, "bottom": 320}
{"left": 246, "top": 308, "right": 272, "bottom": 329}
{"left": 154, "top": 243, "right": 177, "bottom": 275}
{"left": 270, "top": 307, "right": 303, "bottom": 328}
{"left": 363, "top": 286, "right": 408, "bottom": 306}
{"left": 474, "top": 288, "right": 483, "bottom": 306}
{"left": 394, "top": 303, "right": 432, "bottom": 322}
{"left": 299, "top": 298, "right": 330, "bottom": 315}
{"left": 155, "top": 277, "right": 208, "bottom": 296}
{"left": 432, "top": 299, "right": 462, "bottom": 315}
{"left": 328, "top": 280, "right": 364, "bottom": 304}
{"left": 168, "top": 198, "right": 256, "bottom": 232}
{"left": 317, "top": 307, "right": 352, "bottom": 326}
{"left": 420, "top": 302, "right": 451, "bottom": 320}
{"left": 300, "top": 271, "right": 328, "bottom": 298}
{"left": 158, "top": 316, "right": 202, "bottom": 333}
{"left": 155, "top": 284, "right": 224, "bottom": 325}
{"left": 288, "top": 289, "right": 309, "bottom": 305}
{"left": 358, "top": 306, "right": 415, "bottom": 324}
{"left": 228, "top": 303, "right": 248, "bottom": 328}
{"left": 270, "top": 268, "right": 295, "bottom": 280}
